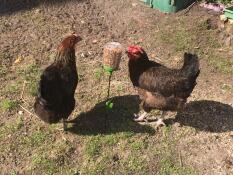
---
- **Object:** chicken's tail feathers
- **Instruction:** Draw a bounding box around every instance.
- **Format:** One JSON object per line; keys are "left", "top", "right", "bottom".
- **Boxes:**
{"left": 182, "top": 53, "right": 200, "bottom": 79}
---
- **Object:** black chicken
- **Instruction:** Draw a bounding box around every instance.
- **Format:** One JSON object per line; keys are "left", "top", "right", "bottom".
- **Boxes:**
{"left": 34, "top": 33, "right": 81, "bottom": 131}
{"left": 126, "top": 45, "right": 200, "bottom": 128}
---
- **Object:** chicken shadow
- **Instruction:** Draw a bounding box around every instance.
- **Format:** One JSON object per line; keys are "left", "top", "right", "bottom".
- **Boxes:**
{"left": 67, "top": 95, "right": 155, "bottom": 135}
{"left": 0, "top": 0, "right": 86, "bottom": 15}
{"left": 169, "top": 100, "right": 233, "bottom": 133}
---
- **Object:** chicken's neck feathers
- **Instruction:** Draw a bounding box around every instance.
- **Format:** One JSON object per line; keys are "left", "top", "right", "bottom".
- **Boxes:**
{"left": 54, "top": 49, "right": 76, "bottom": 66}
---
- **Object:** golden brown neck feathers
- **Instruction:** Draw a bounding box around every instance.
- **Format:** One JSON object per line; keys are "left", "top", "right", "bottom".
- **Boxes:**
{"left": 57, "top": 34, "right": 81, "bottom": 53}
{"left": 54, "top": 34, "right": 81, "bottom": 65}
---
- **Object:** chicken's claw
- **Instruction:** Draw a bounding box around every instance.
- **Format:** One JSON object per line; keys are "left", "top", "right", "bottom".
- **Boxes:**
{"left": 152, "top": 118, "right": 166, "bottom": 129}
{"left": 134, "top": 112, "right": 148, "bottom": 122}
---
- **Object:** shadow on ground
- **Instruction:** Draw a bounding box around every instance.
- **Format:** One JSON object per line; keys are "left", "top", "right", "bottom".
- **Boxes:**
{"left": 0, "top": 0, "right": 86, "bottom": 15}
{"left": 67, "top": 95, "right": 155, "bottom": 135}
{"left": 171, "top": 100, "right": 233, "bottom": 133}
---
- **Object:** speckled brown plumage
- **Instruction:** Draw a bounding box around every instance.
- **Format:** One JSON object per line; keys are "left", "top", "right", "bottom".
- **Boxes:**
{"left": 127, "top": 46, "right": 200, "bottom": 114}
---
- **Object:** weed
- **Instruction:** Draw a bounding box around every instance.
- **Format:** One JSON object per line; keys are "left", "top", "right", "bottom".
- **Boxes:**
{"left": 17, "top": 63, "right": 41, "bottom": 96}
{"left": 85, "top": 136, "right": 102, "bottom": 157}
{"left": 94, "top": 67, "right": 104, "bottom": 81}
{"left": 0, "top": 99, "right": 19, "bottom": 111}
{"left": 124, "top": 155, "right": 149, "bottom": 173}
{"left": 0, "top": 65, "right": 7, "bottom": 77}
{"left": 159, "top": 155, "right": 196, "bottom": 175}
{"left": 3, "top": 81, "right": 22, "bottom": 95}
{"left": 209, "top": 57, "right": 233, "bottom": 75}
{"left": 21, "top": 130, "right": 48, "bottom": 147}
{"left": 80, "top": 154, "right": 110, "bottom": 175}
{"left": 31, "top": 154, "right": 56, "bottom": 175}
{"left": 0, "top": 116, "right": 23, "bottom": 140}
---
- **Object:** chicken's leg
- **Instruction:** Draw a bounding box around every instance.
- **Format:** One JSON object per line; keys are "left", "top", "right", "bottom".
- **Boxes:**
{"left": 134, "top": 111, "right": 149, "bottom": 122}
{"left": 63, "top": 118, "right": 67, "bottom": 131}
{"left": 153, "top": 111, "right": 166, "bottom": 128}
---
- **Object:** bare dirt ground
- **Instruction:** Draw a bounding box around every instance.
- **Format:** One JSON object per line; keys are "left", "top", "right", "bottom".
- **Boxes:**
{"left": 0, "top": 0, "right": 233, "bottom": 174}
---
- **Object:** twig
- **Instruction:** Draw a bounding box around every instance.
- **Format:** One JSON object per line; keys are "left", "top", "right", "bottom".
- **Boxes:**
{"left": 20, "top": 80, "right": 26, "bottom": 100}
{"left": 179, "top": 149, "right": 183, "bottom": 167}
{"left": 181, "top": 1, "right": 197, "bottom": 15}
{"left": 107, "top": 73, "right": 112, "bottom": 100}
{"left": 19, "top": 104, "right": 36, "bottom": 117}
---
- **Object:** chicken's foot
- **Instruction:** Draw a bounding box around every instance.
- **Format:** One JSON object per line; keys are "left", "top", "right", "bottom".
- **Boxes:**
{"left": 134, "top": 111, "right": 149, "bottom": 122}
{"left": 151, "top": 111, "right": 166, "bottom": 128}
{"left": 152, "top": 118, "right": 166, "bottom": 129}
{"left": 134, "top": 111, "right": 158, "bottom": 122}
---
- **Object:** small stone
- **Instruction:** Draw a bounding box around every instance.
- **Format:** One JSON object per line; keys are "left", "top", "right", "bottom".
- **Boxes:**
{"left": 80, "top": 53, "right": 88, "bottom": 58}
{"left": 217, "top": 20, "right": 225, "bottom": 30}
{"left": 174, "top": 122, "right": 181, "bottom": 127}
{"left": 81, "top": 20, "right": 85, "bottom": 24}
{"left": 219, "top": 32, "right": 227, "bottom": 40}
{"left": 220, "top": 14, "right": 227, "bottom": 22}
{"left": 225, "top": 36, "right": 232, "bottom": 46}
{"left": 92, "top": 39, "right": 98, "bottom": 44}
{"left": 229, "top": 19, "right": 233, "bottom": 25}
{"left": 225, "top": 24, "right": 233, "bottom": 34}
{"left": 35, "top": 9, "right": 41, "bottom": 14}
{"left": 14, "top": 57, "right": 22, "bottom": 64}
{"left": 18, "top": 111, "right": 23, "bottom": 115}
{"left": 46, "top": 43, "right": 52, "bottom": 51}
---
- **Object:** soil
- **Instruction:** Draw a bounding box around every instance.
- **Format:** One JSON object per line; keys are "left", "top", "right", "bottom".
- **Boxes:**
{"left": 0, "top": 0, "right": 233, "bottom": 174}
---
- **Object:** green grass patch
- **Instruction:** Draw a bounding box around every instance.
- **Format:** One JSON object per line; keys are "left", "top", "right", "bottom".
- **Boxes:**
{"left": 0, "top": 116, "right": 23, "bottom": 140}
{"left": 158, "top": 19, "right": 220, "bottom": 54}
{"left": 0, "top": 99, "right": 19, "bottom": 112}
{"left": 122, "top": 154, "right": 149, "bottom": 174}
{"left": 156, "top": 126, "right": 197, "bottom": 175}
{"left": 130, "top": 140, "right": 147, "bottom": 151}
{"left": 159, "top": 155, "right": 196, "bottom": 175}
{"left": 17, "top": 63, "right": 41, "bottom": 96}
{"left": 31, "top": 154, "right": 57, "bottom": 175}
{"left": 209, "top": 56, "right": 233, "bottom": 75}
{"left": 85, "top": 136, "right": 102, "bottom": 157}
{"left": 0, "top": 65, "right": 7, "bottom": 77}
{"left": 21, "top": 130, "right": 48, "bottom": 147}
{"left": 29, "top": 139, "right": 74, "bottom": 174}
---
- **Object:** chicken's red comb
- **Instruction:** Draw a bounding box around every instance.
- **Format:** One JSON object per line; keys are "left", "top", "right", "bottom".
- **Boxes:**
{"left": 127, "top": 45, "right": 143, "bottom": 54}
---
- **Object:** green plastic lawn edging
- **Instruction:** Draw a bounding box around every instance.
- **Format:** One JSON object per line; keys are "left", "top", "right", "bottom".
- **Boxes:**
{"left": 224, "top": 6, "right": 233, "bottom": 19}
{"left": 140, "top": 0, "right": 195, "bottom": 13}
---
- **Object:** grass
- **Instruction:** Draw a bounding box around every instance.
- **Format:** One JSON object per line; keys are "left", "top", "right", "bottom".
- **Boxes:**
{"left": 157, "top": 16, "right": 233, "bottom": 77}
{"left": 16, "top": 63, "right": 41, "bottom": 97}
{"left": 209, "top": 56, "right": 233, "bottom": 74}
{"left": 156, "top": 126, "right": 197, "bottom": 175}
{"left": 158, "top": 18, "right": 220, "bottom": 54}
{"left": 0, "top": 116, "right": 23, "bottom": 140}
{"left": 221, "top": 83, "right": 233, "bottom": 94}
{"left": 130, "top": 140, "right": 147, "bottom": 151}
{"left": 0, "top": 65, "right": 7, "bottom": 77}
{"left": 21, "top": 130, "right": 48, "bottom": 147}
{"left": 28, "top": 139, "right": 74, "bottom": 174}
{"left": 159, "top": 156, "right": 196, "bottom": 175}
{"left": 123, "top": 155, "right": 149, "bottom": 173}
{"left": 85, "top": 136, "right": 102, "bottom": 157}
{"left": 1, "top": 1, "right": 233, "bottom": 175}
{"left": 0, "top": 99, "right": 19, "bottom": 112}
{"left": 31, "top": 154, "right": 57, "bottom": 175}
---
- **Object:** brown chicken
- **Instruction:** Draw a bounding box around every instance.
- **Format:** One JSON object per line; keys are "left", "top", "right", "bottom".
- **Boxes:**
{"left": 126, "top": 45, "right": 200, "bottom": 127}
{"left": 34, "top": 33, "right": 81, "bottom": 131}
